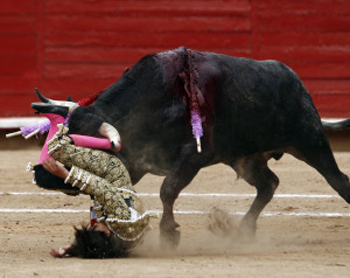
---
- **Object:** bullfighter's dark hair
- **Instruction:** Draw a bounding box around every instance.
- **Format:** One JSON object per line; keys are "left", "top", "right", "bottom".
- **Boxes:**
{"left": 65, "top": 224, "right": 129, "bottom": 259}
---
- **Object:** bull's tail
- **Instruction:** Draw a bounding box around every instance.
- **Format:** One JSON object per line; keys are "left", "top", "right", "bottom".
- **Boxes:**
{"left": 321, "top": 118, "right": 350, "bottom": 130}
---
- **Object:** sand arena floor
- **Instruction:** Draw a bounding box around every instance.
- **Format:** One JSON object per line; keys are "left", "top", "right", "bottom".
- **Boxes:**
{"left": 1, "top": 148, "right": 350, "bottom": 277}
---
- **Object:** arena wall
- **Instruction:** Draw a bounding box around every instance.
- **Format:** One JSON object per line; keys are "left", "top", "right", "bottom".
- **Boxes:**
{"left": 1, "top": 0, "right": 350, "bottom": 118}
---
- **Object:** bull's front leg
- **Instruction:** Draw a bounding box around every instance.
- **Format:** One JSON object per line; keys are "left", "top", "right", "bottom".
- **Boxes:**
{"left": 159, "top": 178, "right": 181, "bottom": 248}
{"left": 159, "top": 161, "right": 201, "bottom": 249}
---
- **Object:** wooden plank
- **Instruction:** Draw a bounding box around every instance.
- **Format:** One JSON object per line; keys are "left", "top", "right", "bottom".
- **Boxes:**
{"left": 0, "top": 95, "right": 38, "bottom": 117}
{"left": 259, "top": 46, "right": 350, "bottom": 63}
{"left": 46, "top": 0, "right": 251, "bottom": 16}
{"left": 42, "top": 78, "right": 116, "bottom": 98}
{"left": 312, "top": 94, "right": 350, "bottom": 118}
{"left": 0, "top": 77, "right": 38, "bottom": 94}
{"left": 0, "top": 1, "right": 36, "bottom": 14}
{"left": 0, "top": 56, "right": 36, "bottom": 76}
{"left": 45, "top": 15, "right": 251, "bottom": 33}
{"left": 44, "top": 32, "right": 252, "bottom": 49}
{"left": 0, "top": 77, "right": 116, "bottom": 117}
{"left": 251, "top": 0, "right": 260, "bottom": 59}
{"left": 257, "top": 0, "right": 350, "bottom": 16}
{"left": 45, "top": 47, "right": 167, "bottom": 63}
{"left": 0, "top": 43, "right": 38, "bottom": 115}
{"left": 304, "top": 80, "right": 350, "bottom": 95}
{"left": 258, "top": 14, "right": 350, "bottom": 32}
{"left": 306, "top": 80, "right": 350, "bottom": 117}
{"left": 0, "top": 16, "right": 36, "bottom": 34}
{"left": 36, "top": 0, "right": 45, "bottom": 90}
{"left": 43, "top": 63, "right": 130, "bottom": 79}
{"left": 0, "top": 36, "right": 36, "bottom": 55}
{"left": 260, "top": 32, "right": 350, "bottom": 47}
{"left": 288, "top": 63, "right": 350, "bottom": 79}
{"left": 0, "top": 76, "right": 115, "bottom": 101}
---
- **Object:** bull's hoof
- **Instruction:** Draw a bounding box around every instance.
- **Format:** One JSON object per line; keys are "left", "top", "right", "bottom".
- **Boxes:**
{"left": 159, "top": 219, "right": 181, "bottom": 250}
{"left": 160, "top": 228, "right": 181, "bottom": 250}
{"left": 238, "top": 220, "right": 257, "bottom": 241}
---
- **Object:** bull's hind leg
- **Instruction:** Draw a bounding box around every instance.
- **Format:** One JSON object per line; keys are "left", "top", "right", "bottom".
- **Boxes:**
{"left": 289, "top": 131, "right": 350, "bottom": 203}
{"left": 232, "top": 154, "right": 280, "bottom": 237}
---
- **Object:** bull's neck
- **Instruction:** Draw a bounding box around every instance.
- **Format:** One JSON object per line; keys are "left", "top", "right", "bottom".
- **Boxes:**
{"left": 92, "top": 76, "right": 137, "bottom": 122}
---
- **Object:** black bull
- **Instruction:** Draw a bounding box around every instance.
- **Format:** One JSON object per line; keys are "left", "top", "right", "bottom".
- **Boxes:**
{"left": 33, "top": 47, "right": 350, "bottom": 246}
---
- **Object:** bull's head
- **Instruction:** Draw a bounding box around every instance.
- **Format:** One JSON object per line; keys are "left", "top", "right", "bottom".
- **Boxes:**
{"left": 31, "top": 89, "right": 121, "bottom": 151}
{"left": 32, "top": 88, "right": 79, "bottom": 116}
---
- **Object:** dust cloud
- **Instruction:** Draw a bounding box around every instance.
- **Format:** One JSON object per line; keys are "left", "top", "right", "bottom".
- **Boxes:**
{"left": 133, "top": 207, "right": 287, "bottom": 258}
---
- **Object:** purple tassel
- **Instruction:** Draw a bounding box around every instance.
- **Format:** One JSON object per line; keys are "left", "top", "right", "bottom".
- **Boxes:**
{"left": 191, "top": 110, "right": 203, "bottom": 139}
{"left": 19, "top": 114, "right": 70, "bottom": 138}
{"left": 20, "top": 119, "right": 50, "bottom": 137}
{"left": 191, "top": 109, "right": 203, "bottom": 153}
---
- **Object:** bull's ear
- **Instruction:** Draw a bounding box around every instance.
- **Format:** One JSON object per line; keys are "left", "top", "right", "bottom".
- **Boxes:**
{"left": 67, "top": 96, "right": 76, "bottom": 102}
{"left": 98, "top": 122, "right": 121, "bottom": 152}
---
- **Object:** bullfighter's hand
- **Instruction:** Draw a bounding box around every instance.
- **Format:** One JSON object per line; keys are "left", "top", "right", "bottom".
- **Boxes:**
{"left": 42, "top": 157, "right": 69, "bottom": 180}
{"left": 50, "top": 245, "right": 71, "bottom": 258}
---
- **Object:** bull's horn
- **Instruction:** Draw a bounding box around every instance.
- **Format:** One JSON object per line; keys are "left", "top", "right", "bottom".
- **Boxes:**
{"left": 50, "top": 100, "right": 79, "bottom": 114}
{"left": 35, "top": 88, "right": 52, "bottom": 103}
{"left": 35, "top": 88, "right": 79, "bottom": 113}
{"left": 98, "top": 122, "right": 121, "bottom": 152}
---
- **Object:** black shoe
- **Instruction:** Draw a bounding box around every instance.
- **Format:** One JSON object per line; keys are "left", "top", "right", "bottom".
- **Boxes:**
{"left": 33, "top": 164, "right": 80, "bottom": 196}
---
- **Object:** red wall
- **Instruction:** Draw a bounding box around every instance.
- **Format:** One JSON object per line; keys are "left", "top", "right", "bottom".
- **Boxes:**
{"left": 1, "top": 0, "right": 350, "bottom": 117}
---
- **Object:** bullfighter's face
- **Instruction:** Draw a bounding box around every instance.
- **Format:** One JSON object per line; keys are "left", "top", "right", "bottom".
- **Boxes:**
{"left": 89, "top": 222, "right": 112, "bottom": 237}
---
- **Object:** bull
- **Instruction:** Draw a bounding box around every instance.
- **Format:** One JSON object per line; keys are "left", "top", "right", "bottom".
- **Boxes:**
{"left": 31, "top": 47, "right": 350, "bottom": 246}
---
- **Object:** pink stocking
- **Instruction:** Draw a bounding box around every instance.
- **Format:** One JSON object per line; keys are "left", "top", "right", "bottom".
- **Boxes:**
{"left": 69, "top": 134, "right": 111, "bottom": 150}
{"left": 38, "top": 113, "right": 65, "bottom": 164}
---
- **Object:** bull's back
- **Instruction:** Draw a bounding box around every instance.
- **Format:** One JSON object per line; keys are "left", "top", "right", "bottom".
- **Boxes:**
{"left": 154, "top": 48, "right": 319, "bottom": 159}
{"left": 202, "top": 53, "right": 319, "bottom": 158}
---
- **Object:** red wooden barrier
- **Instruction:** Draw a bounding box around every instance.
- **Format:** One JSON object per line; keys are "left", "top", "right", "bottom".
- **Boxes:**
{"left": 1, "top": 0, "right": 349, "bottom": 118}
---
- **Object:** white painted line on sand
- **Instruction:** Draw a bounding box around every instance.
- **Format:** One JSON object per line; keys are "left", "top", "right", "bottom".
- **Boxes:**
{"left": 1, "top": 208, "right": 349, "bottom": 217}
{"left": 0, "top": 208, "right": 88, "bottom": 213}
{"left": 0, "top": 192, "right": 65, "bottom": 196}
{"left": 0, "top": 191, "right": 341, "bottom": 199}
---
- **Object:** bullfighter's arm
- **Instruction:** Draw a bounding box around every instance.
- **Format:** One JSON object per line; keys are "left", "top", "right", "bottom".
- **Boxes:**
{"left": 42, "top": 158, "right": 69, "bottom": 180}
